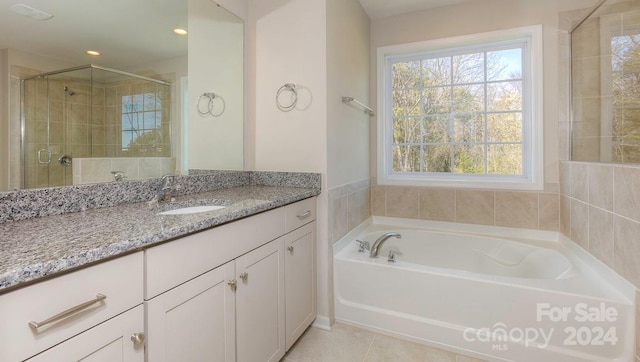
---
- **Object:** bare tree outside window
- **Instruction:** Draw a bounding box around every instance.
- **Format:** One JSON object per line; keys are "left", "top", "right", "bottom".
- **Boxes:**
{"left": 611, "top": 34, "right": 640, "bottom": 162}
{"left": 390, "top": 48, "right": 524, "bottom": 176}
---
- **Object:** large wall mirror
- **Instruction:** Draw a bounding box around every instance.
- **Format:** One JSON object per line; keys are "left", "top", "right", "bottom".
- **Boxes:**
{"left": 0, "top": 0, "right": 244, "bottom": 191}
{"left": 571, "top": 0, "right": 640, "bottom": 162}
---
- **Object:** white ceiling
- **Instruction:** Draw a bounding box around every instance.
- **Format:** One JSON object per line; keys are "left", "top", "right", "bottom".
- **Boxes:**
{"left": 359, "top": 0, "right": 474, "bottom": 19}
{"left": 1, "top": 0, "right": 474, "bottom": 71}
{"left": 0, "top": 0, "right": 187, "bottom": 70}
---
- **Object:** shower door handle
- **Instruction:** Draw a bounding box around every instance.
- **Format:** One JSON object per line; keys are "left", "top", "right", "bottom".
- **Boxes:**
{"left": 37, "top": 149, "right": 51, "bottom": 164}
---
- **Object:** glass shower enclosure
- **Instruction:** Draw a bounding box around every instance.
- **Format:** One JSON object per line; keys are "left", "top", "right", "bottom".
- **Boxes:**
{"left": 21, "top": 65, "right": 171, "bottom": 189}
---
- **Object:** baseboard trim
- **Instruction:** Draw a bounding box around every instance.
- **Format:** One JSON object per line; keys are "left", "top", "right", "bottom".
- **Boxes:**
{"left": 312, "top": 316, "right": 331, "bottom": 331}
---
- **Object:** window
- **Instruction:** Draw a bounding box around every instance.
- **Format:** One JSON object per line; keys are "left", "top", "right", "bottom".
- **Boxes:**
{"left": 121, "top": 92, "right": 164, "bottom": 154}
{"left": 377, "top": 25, "right": 543, "bottom": 190}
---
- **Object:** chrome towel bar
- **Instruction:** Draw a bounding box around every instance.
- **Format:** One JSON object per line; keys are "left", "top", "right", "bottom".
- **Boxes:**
{"left": 342, "top": 96, "right": 375, "bottom": 116}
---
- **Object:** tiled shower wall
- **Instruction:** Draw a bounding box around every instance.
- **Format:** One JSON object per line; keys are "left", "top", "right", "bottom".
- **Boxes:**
{"left": 560, "top": 161, "right": 640, "bottom": 359}
{"left": 371, "top": 185, "right": 560, "bottom": 231}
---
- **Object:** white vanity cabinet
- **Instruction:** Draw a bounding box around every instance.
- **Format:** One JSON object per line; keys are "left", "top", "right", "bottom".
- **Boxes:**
{"left": 146, "top": 261, "right": 236, "bottom": 362}
{"left": 0, "top": 252, "right": 144, "bottom": 362}
{"left": 25, "top": 305, "right": 145, "bottom": 362}
{"left": 235, "top": 237, "right": 285, "bottom": 362}
{"left": 0, "top": 196, "right": 316, "bottom": 362}
{"left": 284, "top": 221, "right": 316, "bottom": 350}
{"left": 145, "top": 197, "right": 316, "bottom": 362}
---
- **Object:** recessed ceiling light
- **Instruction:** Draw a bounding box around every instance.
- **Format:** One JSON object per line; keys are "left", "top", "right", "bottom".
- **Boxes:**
{"left": 10, "top": 4, "right": 53, "bottom": 21}
{"left": 173, "top": 28, "right": 188, "bottom": 35}
{"left": 86, "top": 50, "right": 101, "bottom": 56}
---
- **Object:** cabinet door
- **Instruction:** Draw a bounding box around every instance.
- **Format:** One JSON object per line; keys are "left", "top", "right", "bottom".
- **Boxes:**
{"left": 236, "top": 238, "right": 285, "bottom": 362}
{"left": 146, "top": 261, "right": 236, "bottom": 362}
{"left": 285, "top": 221, "right": 317, "bottom": 350}
{"left": 26, "top": 305, "right": 144, "bottom": 362}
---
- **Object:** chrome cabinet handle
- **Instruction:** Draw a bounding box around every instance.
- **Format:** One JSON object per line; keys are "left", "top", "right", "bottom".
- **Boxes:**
{"left": 28, "top": 294, "right": 106, "bottom": 330}
{"left": 239, "top": 272, "right": 248, "bottom": 282}
{"left": 287, "top": 245, "right": 294, "bottom": 253}
{"left": 131, "top": 332, "right": 145, "bottom": 347}
{"left": 296, "top": 210, "right": 312, "bottom": 220}
{"left": 228, "top": 279, "right": 237, "bottom": 290}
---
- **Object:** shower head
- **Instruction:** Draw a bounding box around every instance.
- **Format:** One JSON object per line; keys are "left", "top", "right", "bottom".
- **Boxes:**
{"left": 63, "top": 86, "right": 75, "bottom": 96}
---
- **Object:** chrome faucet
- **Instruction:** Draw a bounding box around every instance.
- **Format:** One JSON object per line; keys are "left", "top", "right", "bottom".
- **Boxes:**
{"left": 370, "top": 232, "right": 402, "bottom": 258}
{"left": 111, "top": 170, "right": 127, "bottom": 182}
{"left": 157, "top": 174, "right": 179, "bottom": 202}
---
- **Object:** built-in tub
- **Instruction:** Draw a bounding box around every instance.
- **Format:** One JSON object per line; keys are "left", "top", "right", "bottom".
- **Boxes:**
{"left": 334, "top": 217, "right": 636, "bottom": 362}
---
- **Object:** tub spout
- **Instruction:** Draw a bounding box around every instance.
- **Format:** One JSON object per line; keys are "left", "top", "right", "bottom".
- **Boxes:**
{"left": 370, "top": 232, "right": 401, "bottom": 258}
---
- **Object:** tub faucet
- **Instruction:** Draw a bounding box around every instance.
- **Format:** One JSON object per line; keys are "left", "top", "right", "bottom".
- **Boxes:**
{"left": 370, "top": 232, "right": 401, "bottom": 258}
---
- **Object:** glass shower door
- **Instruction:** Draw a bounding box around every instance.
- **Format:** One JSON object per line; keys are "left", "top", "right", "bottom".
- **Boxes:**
{"left": 22, "top": 69, "right": 91, "bottom": 188}
{"left": 22, "top": 76, "right": 52, "bottom": 189}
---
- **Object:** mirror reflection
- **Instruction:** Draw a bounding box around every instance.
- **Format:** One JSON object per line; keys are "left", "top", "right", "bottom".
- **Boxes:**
{"left": 21, "top": 65, "right": 174, "bottom": 188}
{"left": 0, "top": 0, "right": 244, "bottom": 191}
{"left": 571, "top": 0, "right": 640, "bottom": 162}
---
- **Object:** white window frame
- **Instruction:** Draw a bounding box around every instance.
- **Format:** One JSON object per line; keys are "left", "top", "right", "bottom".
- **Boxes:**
{"left": 377, "top": 25, "right": 544, "bottom": 190}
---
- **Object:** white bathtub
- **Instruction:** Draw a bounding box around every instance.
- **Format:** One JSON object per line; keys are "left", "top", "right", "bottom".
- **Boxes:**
{"left": 334, "top": 217, "right": 636, "bottom": 362}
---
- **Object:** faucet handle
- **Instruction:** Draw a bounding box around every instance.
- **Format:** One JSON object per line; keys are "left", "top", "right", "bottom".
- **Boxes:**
{"left": 387, "top": 249, "right": 403, "bottom": 263}
{"left": 355, "top": 240, "right": 370, "bottom": 253}
{"left": 387, "top": 250, "right": 396, "bottom": 263}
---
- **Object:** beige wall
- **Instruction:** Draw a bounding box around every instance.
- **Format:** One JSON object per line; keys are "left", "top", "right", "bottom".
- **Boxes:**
{"left": 327, "top": 0, "right": 370, "bottom": 189}
{"left": 188, "top": 0, "right": 244, "bottom": 171}
{"left": 252, "top": 1, "right": 327, "bottom": 174}
{"left": 249, "top": 0, "right": 331, "bottom": 323}
{"left": 248, "top": 0, "right": 370, "bottom": 324}
{"left": 326, "top": 0, "right": 371, "bottom": 323}
{"left": 369, "top": 0, "right": 598, "bottom": 188}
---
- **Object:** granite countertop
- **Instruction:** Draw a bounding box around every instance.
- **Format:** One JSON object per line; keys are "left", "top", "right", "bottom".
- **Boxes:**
{"left": 0, "top": 185, "right": 319, "bottom": 293}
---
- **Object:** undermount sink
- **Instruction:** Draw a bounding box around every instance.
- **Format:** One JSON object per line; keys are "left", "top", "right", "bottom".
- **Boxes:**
{"left": 155, "top": 198, "right": 232, "bottom": 215}
{"left": 157, "top": 205, "right": 226, "bottom": 215}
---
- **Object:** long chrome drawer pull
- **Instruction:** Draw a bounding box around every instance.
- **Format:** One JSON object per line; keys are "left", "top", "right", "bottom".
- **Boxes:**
{"left": 296, "top": 210, "right": 312, "bottom": 220}
{"left": 28, "top": 294, "right": 107, "bottom": 330}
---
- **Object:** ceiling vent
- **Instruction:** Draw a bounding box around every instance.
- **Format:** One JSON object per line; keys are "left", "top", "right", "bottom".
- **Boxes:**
{"left": 10, "top": 4, "right": 54, "bottom": 21}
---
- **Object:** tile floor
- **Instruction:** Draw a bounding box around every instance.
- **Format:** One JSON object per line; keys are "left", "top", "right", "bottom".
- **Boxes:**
{"left": 281, "top": 323, "right": 487, "bottom": 362}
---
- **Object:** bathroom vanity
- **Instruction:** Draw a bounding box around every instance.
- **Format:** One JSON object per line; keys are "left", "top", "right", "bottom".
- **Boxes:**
{"left": 0, "top": 178, "right": 319, "bottom": 362}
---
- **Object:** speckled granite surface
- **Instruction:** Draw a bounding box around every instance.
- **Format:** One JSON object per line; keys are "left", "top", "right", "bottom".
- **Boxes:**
{"left": 0, "top": 171, "right": 320, "bottom": 223}
{"left": 0, "top": 171, "right": 250, "bottom": 223}
{"left": 0, "top": 183, "right": 320, "bottom": 293}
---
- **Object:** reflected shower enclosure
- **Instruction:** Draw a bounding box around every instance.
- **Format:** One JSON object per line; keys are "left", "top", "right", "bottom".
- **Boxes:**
{"left": 21, "top": 65, "right": 171, "bottom": 188}
{"left": 571, "top": 0, "right": 640, "bottom": 163}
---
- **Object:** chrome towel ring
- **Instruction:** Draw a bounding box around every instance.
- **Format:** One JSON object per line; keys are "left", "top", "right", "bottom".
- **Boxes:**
{"left": 276, "top": 83, "right": 298, "bottom": 112}
{"left": 197, "top": 92, "right": 226, "bottom": 117}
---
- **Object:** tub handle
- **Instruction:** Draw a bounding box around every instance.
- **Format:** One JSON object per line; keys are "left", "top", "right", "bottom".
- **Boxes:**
{"left": 387, "top": 250, "right": 396, "bottom": 263}
{"left": 355, "top": 240, "right": 370, "bottom": 253}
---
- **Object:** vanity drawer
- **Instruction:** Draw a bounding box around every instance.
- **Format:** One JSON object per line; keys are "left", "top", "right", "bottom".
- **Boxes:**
{"left": 145, "top": 206, "right": 286, "bottom": 299}
{"left": 0, "top": 252, "right": 144, "bottom": 362}
{"left": 285, "top": 197, "right": 317, "bottom": 233}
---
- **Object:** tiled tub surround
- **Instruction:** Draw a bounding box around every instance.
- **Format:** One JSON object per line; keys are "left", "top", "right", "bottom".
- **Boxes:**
{"left": 328, "top": 178, "right": 371, "bottom": 244}
{"left": 371, "top": 185, "right": 560, "bottom": 231}
{"left": 559, "top": 161, "right": 640, "bottom": 360}
{"left": 0, "top": 171, "right": 320, "bottom": 292}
